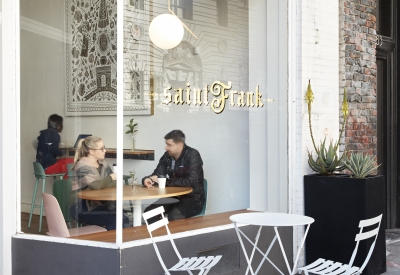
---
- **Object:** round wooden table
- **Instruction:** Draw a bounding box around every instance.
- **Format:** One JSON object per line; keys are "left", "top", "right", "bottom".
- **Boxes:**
{"left": 78, "top": 185, "right": 193, "bottom": 226}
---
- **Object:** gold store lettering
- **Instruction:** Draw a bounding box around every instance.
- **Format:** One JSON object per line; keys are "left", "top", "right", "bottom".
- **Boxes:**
{"left": 162, "top": 81, "right": 269, "bottom": 114}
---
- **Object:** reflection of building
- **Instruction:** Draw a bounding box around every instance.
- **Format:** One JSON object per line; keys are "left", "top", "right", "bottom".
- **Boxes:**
{"left": 163, "top": 42, "right": 202, "bottom": 88}
{"left": 145, "top": 0, "right": 249, "bottom": 94}
{"left": 217, "top": 0, "right": 228, "bottom": 27}
{"left": 170, "top": 0, "right": 193, "bottom": 20}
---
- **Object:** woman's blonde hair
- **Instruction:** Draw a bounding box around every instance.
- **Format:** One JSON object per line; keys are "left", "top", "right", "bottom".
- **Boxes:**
{"left": 72, "top": 136, "right": 103, "bottom": 169}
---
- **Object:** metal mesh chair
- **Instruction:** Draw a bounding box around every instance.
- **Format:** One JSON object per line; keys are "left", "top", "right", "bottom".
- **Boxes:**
{"left": 143, "top": 206, "right": 222, "bottom": 275}
{"left": 298, "top": 214, "right": 382, "bottom": 275}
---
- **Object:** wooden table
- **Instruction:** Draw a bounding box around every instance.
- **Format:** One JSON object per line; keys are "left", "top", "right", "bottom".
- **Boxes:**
{"left": 66, "top": 148, "right": 155, "bottom": 160}
{"left": 78, "top": 185, "right": 192, "bottom": 226}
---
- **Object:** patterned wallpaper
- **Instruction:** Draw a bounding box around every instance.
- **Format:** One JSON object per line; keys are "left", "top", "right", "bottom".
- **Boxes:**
{"left": 65, "top": 0, "right": 249, "bottom": 116}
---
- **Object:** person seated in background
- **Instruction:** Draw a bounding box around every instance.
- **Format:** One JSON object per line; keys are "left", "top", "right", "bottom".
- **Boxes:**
{"left": 69, "top": 136, "right": 129, "bottom": 230}
{"left": 35, "top": 114, "right": 73, "bottom": 177}
{"left": 142, "top": 130, "right": 205, "bottom": 223}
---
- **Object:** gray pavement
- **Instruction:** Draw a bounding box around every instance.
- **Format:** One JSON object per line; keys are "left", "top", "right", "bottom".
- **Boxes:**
{"left": 385, "top": 229, "right": 400, "bottom": 274}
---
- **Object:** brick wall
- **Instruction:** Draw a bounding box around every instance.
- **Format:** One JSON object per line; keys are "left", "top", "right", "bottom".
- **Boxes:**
{"left": 340, "top": 0, "right": 377, "bottom": 155}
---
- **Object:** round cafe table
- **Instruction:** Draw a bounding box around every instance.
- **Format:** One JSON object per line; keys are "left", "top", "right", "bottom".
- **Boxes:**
{"left": 230, "top": 212, "right": 314, "bottom": 275}
{"left": 78, "top": 185, "right": 192, "bottom": 226}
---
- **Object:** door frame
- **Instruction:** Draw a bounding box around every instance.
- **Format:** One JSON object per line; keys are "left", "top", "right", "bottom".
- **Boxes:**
{"left": 376, "top": 0, "right": 398, "bottom": 228}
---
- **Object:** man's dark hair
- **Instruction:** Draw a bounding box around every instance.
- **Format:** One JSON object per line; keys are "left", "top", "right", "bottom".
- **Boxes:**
{"left": 164, "top": 130, "right": 186, "bottom": 144}
{"left": 47, "top": 114, "right": 63, "bottom": 132}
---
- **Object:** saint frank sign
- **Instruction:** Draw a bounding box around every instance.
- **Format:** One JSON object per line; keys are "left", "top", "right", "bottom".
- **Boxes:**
{"left": 162, "top": 81, "right": 273, "bottom": 114}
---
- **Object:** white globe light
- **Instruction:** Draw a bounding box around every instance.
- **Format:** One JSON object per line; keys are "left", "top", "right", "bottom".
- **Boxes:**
{"left": 149, "top": 14, "right": 184, "bottom": 50}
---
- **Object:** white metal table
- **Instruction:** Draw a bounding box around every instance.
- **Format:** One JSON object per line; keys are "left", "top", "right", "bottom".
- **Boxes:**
{"left": 230, "top": 212, "right": 314, "bottom": 275}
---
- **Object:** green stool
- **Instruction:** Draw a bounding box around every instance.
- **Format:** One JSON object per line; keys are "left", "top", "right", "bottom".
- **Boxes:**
{"left": 66, "top": 163, "right": 74, "bottom": 179}
{"left": 28, "top": 162, "right": 65, "bottom": 232}
{"left": 53, "top": 179, "right": 77, "bottom": 228}
{"left": 194, "top": 179, "right": 208, "bottom": 217}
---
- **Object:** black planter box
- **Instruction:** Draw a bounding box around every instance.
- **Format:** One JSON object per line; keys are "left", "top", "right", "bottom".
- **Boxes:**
{"left": 304, "top": 174, "right": 386, "bottom": 275}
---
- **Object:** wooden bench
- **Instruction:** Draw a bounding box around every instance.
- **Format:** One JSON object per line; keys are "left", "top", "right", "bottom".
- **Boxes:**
{"left": 71, "top": 209, "right": 253, "bottom": 243}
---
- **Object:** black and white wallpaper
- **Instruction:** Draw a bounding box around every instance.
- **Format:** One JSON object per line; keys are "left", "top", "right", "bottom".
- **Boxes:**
{"left": 65, "top": 0, "right": 249, "bottom": 116}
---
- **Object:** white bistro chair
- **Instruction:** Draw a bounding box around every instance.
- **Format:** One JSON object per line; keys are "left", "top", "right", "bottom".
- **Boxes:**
{"left": 143, "top": 206, "right": 222, "bottom": 275}
{"left": 298, "top": 214, "right": 382, "bottom": 275}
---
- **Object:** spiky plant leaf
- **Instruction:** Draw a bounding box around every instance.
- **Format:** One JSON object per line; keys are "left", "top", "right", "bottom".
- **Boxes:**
{"left": 343, "top": 153, "right": 380, "bottom": 178}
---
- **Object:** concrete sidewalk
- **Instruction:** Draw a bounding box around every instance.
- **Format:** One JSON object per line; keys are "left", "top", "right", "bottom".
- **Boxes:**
{"left": 385, "top": 229, "right": 400, "bottom": 274}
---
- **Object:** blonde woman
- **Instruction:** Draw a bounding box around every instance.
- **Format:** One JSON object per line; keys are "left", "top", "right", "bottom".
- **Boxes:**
{"left": 69, "top": 136, "right": 129, "bottom": 230}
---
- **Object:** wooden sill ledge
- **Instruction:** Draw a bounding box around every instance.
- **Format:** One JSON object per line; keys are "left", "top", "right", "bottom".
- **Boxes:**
{"left": 71, "top": 209, "right": 254, "bottom": 243}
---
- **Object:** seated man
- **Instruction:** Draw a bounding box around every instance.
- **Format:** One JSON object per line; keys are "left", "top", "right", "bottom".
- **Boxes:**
{"left": 142, "top": 130, "right": 205, "bottom": 222}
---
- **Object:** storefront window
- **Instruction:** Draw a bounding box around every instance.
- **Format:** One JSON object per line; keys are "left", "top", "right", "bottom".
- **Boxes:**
{"left": 19, "top": 0, "right": 287, "bottom": 243}
{"left": 20, "top": 0, "right": 119, "bottom": 242}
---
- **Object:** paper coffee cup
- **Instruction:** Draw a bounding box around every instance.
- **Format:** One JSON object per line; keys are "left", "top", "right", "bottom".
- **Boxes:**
{"left": 112, "top": 164, "right": 117, "bottom": 173}
{"left": 158, "top": 178, "right": 166, "bottom": 188}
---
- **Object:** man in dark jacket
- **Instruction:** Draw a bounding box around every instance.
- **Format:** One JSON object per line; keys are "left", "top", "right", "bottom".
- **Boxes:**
{"left": 142, "top": 130, "right": 205, "bottom": 222}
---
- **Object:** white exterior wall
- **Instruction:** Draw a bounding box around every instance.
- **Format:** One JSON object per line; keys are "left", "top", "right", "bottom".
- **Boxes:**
{"left": 292, "top": 0, "right": 340, "bottom": 266}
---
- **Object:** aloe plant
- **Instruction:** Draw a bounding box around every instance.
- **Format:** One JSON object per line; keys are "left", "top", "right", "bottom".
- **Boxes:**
{"left": 307, "top": 138, "right": 346, "bottom": 175}
{"left": 344, "top": 153, "right": 379, "bottom": 178}
{"left": 306, "top": 80, "right": 349, "bottom": 175}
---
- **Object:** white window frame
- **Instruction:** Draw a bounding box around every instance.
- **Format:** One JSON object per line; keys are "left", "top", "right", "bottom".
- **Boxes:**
{"left": 2, "top": 0, "right": 298, "bottom": 268}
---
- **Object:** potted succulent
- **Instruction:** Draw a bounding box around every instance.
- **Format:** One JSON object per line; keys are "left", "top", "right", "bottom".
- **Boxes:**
{"left": 125, "top": 118, "right": 138, "bottom": 151}
{"left": 303, "top": 81, "right": 386, "bottom": 275}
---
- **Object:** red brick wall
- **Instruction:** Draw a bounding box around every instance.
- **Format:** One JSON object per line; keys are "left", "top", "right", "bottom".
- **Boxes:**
{"left": 340, "top": 0, "right": 377, "bottom": 155}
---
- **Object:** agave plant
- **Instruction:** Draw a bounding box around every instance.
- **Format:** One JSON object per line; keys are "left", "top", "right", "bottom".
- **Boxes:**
{"left": 307, "top": 138, "right": 346, "bottom": 175}
{"left": 343, "top": 152, "right": 380, "bottom": 178}
{"left": 306, "top": 80, "right": 349, "bottom": 175}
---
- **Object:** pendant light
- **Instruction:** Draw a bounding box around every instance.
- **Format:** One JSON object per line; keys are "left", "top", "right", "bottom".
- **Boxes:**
{"left": 149, "top": 0, "right": 198, "bottom": 50}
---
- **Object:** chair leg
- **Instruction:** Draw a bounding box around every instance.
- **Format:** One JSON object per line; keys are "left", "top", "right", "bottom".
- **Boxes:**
{"left": 38, "top": 178, "right": 46, "bottom": 232}
{"left": 129, "top": 200, "right": 134, "bottom": 213}
{"left": 28, "top": 177, "right": 39, "bottom": 228}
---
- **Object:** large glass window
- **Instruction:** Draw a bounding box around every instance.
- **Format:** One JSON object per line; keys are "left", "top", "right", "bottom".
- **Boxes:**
{"left": 19, "top": 0, "right": 288, "bottom": 244}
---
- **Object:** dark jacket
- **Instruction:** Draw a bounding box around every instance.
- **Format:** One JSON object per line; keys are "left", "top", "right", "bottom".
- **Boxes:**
{"left": 143, "top": 145, "right": 205, "bottom": 216}
{"left": 36, "top": 128, "right": 63, "bottom": 169}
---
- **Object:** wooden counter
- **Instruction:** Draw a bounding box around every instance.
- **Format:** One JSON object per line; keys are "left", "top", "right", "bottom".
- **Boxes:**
{"left": 67, "top": 148, "right": 154, "bottom": 160}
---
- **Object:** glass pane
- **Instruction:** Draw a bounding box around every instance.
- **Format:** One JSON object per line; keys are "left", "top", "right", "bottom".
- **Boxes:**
{"left": 377, "top": 0, "right": 391, "bottom": 37}
{"left": 20, "top": 0, "right": 119, "bottom": 243}
{"left": 121, "top": 0, "right": 287, "bottom": 243}
{"left": 19, "top": 0, "right": 287, "bottom": 244}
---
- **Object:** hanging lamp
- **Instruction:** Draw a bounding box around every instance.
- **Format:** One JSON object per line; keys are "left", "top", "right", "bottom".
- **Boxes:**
{"left": 149, "top": 0, "right": 198, "bottom": 49}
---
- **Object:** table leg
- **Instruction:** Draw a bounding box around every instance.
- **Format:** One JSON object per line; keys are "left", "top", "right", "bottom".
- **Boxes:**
{"left": 234, "top": 224, "right": 285, "bottom": 275}
{"left": 290, "top": 224, "right": 311, "bottom": 275}
{"left": 274, "top": 227, "right": 292, "bottom": 274}
{"left": 233, "top": 222, "right": 256, "bottom": 275}
{"left": 133, "top": 200, "right": 142, "bottom": 226}
{"left": 245, "top": 226, "right": 262, "bottom": 275}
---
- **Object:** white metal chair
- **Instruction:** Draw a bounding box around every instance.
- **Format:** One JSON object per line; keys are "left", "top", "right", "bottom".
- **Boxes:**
{"left": 298, "top": 214, "right": 382, "bottom": 275}
{"left": 143, "top": 206, "right": 222, "bottom": 275}
{"left": 42, "top": 193, "right": 107, "bottom": 237}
